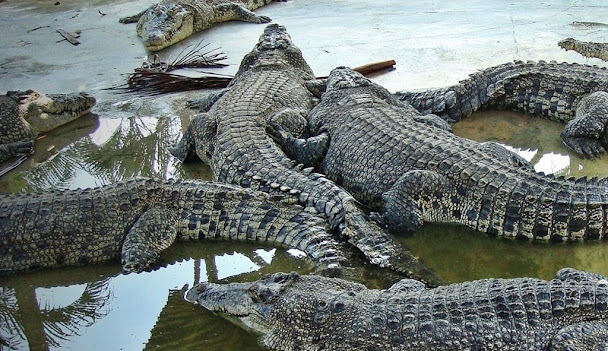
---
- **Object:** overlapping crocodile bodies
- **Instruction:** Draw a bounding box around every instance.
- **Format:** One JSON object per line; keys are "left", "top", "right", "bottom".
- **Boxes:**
{"left": 0, "top": 178, "right": 346, "bottom": 273}
{"left": 187, "top": 268, "right": 608, "bottom": 351}
{"left": 171, "top": 24, "right": 440, "bottom": 284}
{"left": 270, "top": 67, "right": 608, "bottom": 241}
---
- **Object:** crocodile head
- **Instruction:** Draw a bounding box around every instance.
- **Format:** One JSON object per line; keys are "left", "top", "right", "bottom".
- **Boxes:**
{"left": 186, "top": 272, "right": 367, "bottom": 349}
{"left": 136, "top": 2, "right": 195, "bottom": 51}
{"left": 558, "top": 37, "right": 577, "bottom": 51}
{"left": 8, "top": 90, "right": 96, "bottom": 133}
{"left": 234, "top": 24, "right": 315, "bottom": 81}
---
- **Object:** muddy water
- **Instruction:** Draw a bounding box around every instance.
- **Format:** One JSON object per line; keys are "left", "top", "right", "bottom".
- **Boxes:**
{"left": 3, "top": 0, "right": 608, "bottom": 349}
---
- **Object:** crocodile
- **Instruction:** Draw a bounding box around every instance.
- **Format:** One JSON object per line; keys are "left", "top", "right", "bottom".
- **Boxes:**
{"left": 0, "top": 90, "right": 96, "bottom": 163}
{"left": 393, "top": 60, "right": 608, "bottom": 158}
{"left": 0, "top": 177, "right": 347, "bottom": 274}
{"left": 120, "top": 0, "right": 288, "bottom": 51}
{"left": 559, "top": 38, "right": 608, "bottom": 62}
{"left": 170, "top": 24, "right": 440, "bottom": 285}
{"left": 270, "top": 67, "right": 608, "bottom": 241}
{"left": 186, "top": 268, "right": 608, "bottom": 351}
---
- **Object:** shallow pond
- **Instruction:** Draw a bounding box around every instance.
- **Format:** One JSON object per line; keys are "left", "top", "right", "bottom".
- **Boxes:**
{"left": 2, "top": 0, "right": 608, "bottom": 349}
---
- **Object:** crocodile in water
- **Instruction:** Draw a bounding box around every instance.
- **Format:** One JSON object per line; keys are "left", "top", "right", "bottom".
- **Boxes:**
{"left": 394, "top": 60, "right": 608, "bottom": 158}
{"left": 120, "top": 0, "right": 288, "bottom": 51}
{"left": 559, "top": 37, "right": 608, "bottom": 62}
{"left": 187, "top": 268, "right": 608, "bottom": 351}
{"left": 170, "top": 24, "right": 439, "bottom": 285}
{"left": 0, "top": 89, "right": 95, "bottom": 163}
{"left": 270, "top": 67, "right": 608, "bottom": 241}
{"left": 0, "top": 177, "right": 347, "bottom": 274}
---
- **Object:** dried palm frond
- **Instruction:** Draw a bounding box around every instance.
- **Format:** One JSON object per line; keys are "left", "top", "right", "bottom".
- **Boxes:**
{"left": 105, "top": 41, "right": 232, "bottom": 95}
{"left": 141, "top": 41, "right": 228, "bottom": 72}
{"left": 106, "top": 70, "right": 232, "bottom": 95}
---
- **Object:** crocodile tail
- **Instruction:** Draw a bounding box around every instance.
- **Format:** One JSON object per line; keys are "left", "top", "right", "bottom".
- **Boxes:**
{"left": 498, "top": 174, "right": 608, "bottom": 241}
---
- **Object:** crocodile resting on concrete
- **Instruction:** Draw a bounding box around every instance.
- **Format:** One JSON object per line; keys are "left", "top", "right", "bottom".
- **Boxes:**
{"left": 187, "top": 268, "right": 608, "bottom": 351}
{"left": 0, "top": 177, "right": 347, "bottom": 274}
{"left": 170, "top": 24, "right": 439, "bottom": 285}
{"left": 271, "top": 67, "right": 608, "bottom": 241}
{"left": 394, "top": 60, "right": 608, "bottom": 158}
{"left": 120, "top": 0, "right": 288, "bottom": 51}
{"left": 0, "top": 90, "right": 95, "bottom": 163}
{"left": 559, "top": 38, "right": 608, "bottom": 62}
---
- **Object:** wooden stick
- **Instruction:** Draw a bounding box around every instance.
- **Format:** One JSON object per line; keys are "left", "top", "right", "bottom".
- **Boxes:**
{"left": 316, "top": 59, "right": 396, "bottom": 79}
{"left": 57, "top": 29, "right": 80, "bottom": 45}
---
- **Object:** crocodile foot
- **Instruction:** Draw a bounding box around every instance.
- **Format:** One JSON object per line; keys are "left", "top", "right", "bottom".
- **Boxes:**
{"left": 0, "top": 139, "right": 34, "bottom": 162}
{"left": 561, "top": 92, "right": 608, "bottom": 158}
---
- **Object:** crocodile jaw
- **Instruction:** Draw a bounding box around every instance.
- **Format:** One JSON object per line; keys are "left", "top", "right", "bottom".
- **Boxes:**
{"left": 137, "top": 3, "right": 194, "bottom": 52}
{"left": 17, "top": 90, "right": 96, "bottom": 133}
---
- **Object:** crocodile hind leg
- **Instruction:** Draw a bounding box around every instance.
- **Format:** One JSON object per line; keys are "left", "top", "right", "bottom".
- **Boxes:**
{"left": 213, "top": 3, "right": 272, "bottom": 23}
{"left": 379, "top": 170, "right": 454, "bottom": 233}
{"left": 561, "top": 91, "right": 608, "bottom": 158}
{"left": 0, "top": 139, "right": 33, "bottom": 163}
{"left": 267, "top": 121, "right": 329, "bottom": 167}
{"left": 549, "top": 322, "right": 608, "bottom": 350}
{"left": 121, "top": 208, "right": 180, "bottom": 272}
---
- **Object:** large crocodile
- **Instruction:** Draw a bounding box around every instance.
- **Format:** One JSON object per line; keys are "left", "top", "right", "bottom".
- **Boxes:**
{"left": 120, "top": 0, "right": 288, "bottom": 51}
{"left": 0, "top": 90, "right": 95, "bottom": 163}
{"left": 270, "top": 67, "right": 608, "bottom": 241}
{"left": 0, "top": 177, "right": 347, "bottom": 273}
{"left": 170, "top": 24, "right": 439, "bottom": 284}
{"left": 559, "top": 38, "right": 608, "bottom": 62}
{"left": 393, "top": 60, "right": 608, "bottom": 158}
{"left": 187, "top": 268, "right": 608, "bottom": 351}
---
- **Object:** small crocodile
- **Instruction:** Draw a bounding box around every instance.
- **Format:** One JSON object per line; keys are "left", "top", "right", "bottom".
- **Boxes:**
{"left": 0, "top": 90, "right": 95, "bottom": 163}
{"left": 171, "top": 24, "right": 439, "bottom": 285}
{"left": 559, "top": 37, "right": 608, "bottom": 62}
{"left": 0, "top": 177, "right": 347, "bottom": 273}
{"left": 120, "top": 0, "right": 288, "bottom": 52}
{"left": 394, "top": 60, "right": 608, "bottom": 158}
{"left": 187, "top": 268, "right": 608, "bottom": 351}
{"left": 270, "top": 67, "right": 608, "bottom": 241}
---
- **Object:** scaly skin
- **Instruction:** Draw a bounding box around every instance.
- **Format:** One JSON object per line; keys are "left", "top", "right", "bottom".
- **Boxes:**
{"left": 394, "top": 60, "right": 608, "bottom": 158}
{"left": 559, "top": 38, "right": 608, "bottom": 62}
{"left": 271, "top": 67, "right": 608, "bottom": 241}
{"left": 120, "top": 0, "right": 288, "bottom": 51}
{"left": 170, "top": 25, "right": 440, "bottom": 285}
{"left": 0, "top": 177, "right": 347, "bottom": 273}
{"left": 187, "top": 268, "right": 608, "bottom": 351}
{"left": 0, "top": 90, "right": 95, "bottom": 162}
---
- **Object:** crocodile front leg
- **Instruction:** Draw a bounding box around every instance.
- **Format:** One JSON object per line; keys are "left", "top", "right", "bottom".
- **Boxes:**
{"left": 121, "top": 207, "right": 180, "bottom": 272}
{"left": 170, "top": 112, "right": 217, "bottom": 163}
{"left": 119, "top": 9, "right": 147, "bottom": 24}
{"left": 561, "top": 91, "right": 608, "bottom": 158}
{"left": 213, "top": 3, "right": 271, "bottom": 24}
{"left": 267, "top": 121, "right": 329, "bottom": 168}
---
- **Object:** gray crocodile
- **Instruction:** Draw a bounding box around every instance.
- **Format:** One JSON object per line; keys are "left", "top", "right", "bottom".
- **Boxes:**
{"left": 559, "top": 38, "right": 608, "bottom": 62}
{"left": 0, "top": 90, "right": 95, "bottom": 163}
{"left": 0, "top": 177, "right": 347, "bottom": 273}
{"left": 170, "top": 24, "right": 439, "bottom": 285}
{"left": 120, "top": 0, "right": 288, "bottom": 52}
{"left": 187, "top": 268, "right": 608, "bottom": 351}
{"left": 394, "top": 60, "right": 608, "bottom": 158}
{"left": 270, "top": 67, "right": 608, "bottom": 241}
